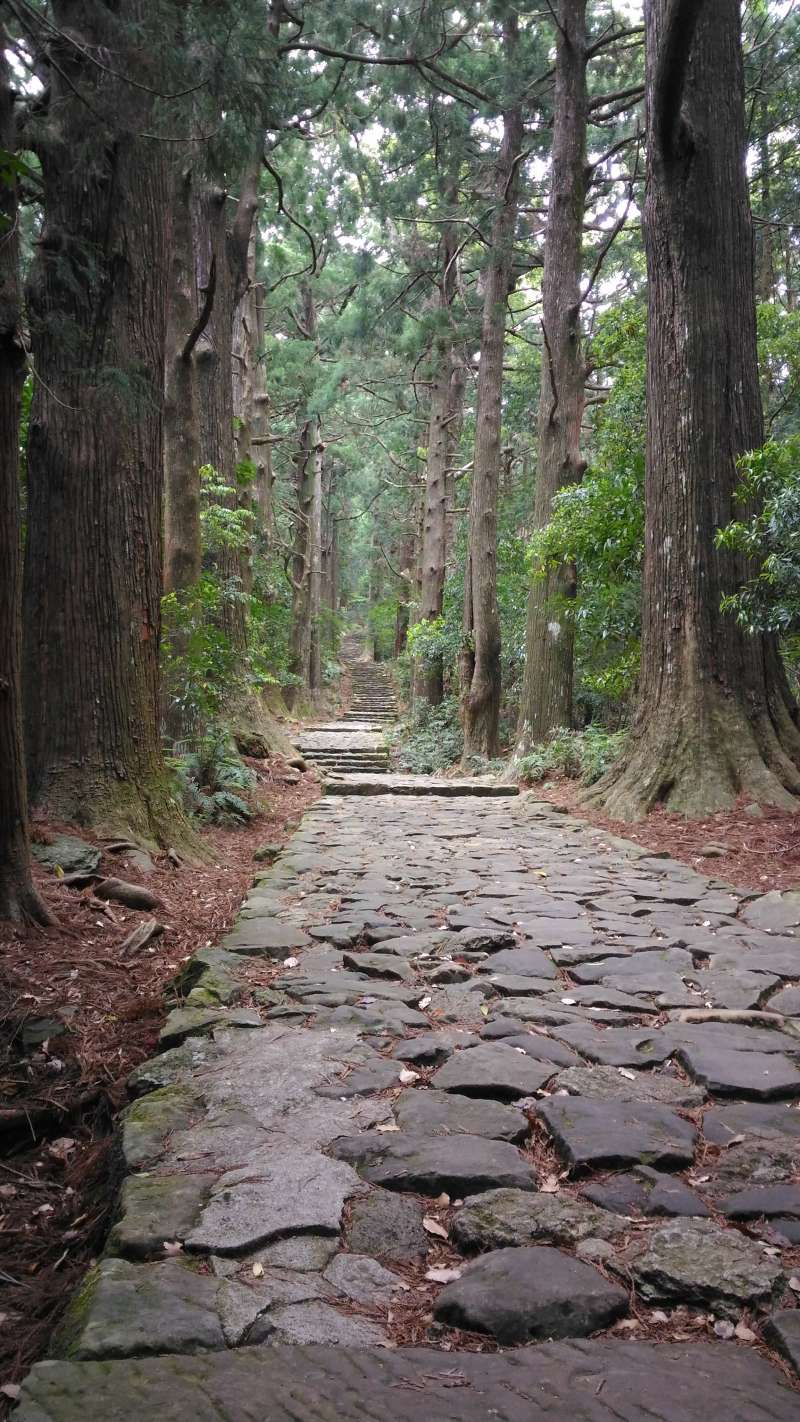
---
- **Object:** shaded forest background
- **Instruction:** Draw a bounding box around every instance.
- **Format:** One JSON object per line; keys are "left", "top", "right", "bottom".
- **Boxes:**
{"left": 2, "top": 1, "right": 800, "bottom": 925}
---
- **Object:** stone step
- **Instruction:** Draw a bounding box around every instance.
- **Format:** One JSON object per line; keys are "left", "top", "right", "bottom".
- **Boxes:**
{"left": 15, "top": 1339, "right": 798, "bottom": 1421}
{"left": 324, "top": 773, "right": 519, "bottom": 797}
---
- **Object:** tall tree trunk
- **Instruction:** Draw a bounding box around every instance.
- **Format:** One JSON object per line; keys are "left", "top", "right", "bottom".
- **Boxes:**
{"left": 515, "top": 0, "right": 588, "bottom": 753}
{"left": 588, "top": 0, "right": 800, "bottom": 820}
{"left": 164, "top": 168, "right": 203, "bottom": 598}
{"left": 0, "top": 45, "right": 54, "bottom": 924}
{"left": 308, "top": 440, "right": 324, "bottom": 691}
{"left": 462, "top": 38, "right": 524, "bottom": 760}
{"left": 23, "top": 1, "right": 184, "bottom": 841}
{"left": 416, "top": 171, "right": 461, "bottom": 707}
{"left": 287, "top": 281, "right": 323, "bottom": 697}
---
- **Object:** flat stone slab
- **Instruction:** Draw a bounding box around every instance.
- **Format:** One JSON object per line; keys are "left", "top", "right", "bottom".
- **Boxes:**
{"left": 553, "top": 1064, "right": 705, "bottom": 1108}
{"left": 552, "top": 1025, "right": 676, "bottom": 1067}
{"left": 537, "top": 1097, "right": 698, "bottom": 1173}
{"left": 431, "top": 1043, "right": 556, "bottom": 1100}
{"left": 392, "top": 1089, "right": 528, "bottom": 1143}
{"left": 621, "top": 1217, "right": 785, "bottom": 1317}
{"left": 221, "top": 921, "right": 311, "bottom": 956}
{"left": 477, "top": 947, "right": 557, "bottom": 979}
{"left": 433, "top": 1245, "right": 627, "bottom": 1343}
{"left": 16, "top": 1340, "right": 800, "bottom": 1421}
{"left": 675, "top": 1043, "right": 800, "bottom": 1099}
{"left": 357, "top": 1134, "right": 536, "bottom": 1196}
{"left": 185, "top": 1147, "right": 363, "bottom": 1254}
{"left": 451, "top": 1188, "right": 626, "bottom": 1252}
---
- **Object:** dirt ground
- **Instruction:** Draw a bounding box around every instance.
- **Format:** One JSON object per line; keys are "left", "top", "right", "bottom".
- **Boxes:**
{"left": 0, "top": 756, "right": 320, "bottom": 1408}
{"left": 532, "top": 780, "right": 800, "bottom": 894}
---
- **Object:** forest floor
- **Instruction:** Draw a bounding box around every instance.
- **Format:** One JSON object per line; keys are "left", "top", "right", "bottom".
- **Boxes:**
{"left": 530, "top": 781, "right": 800, "bottom": 895}
{"left": 0, "top": 755, "right": 321, "bottom": 1409}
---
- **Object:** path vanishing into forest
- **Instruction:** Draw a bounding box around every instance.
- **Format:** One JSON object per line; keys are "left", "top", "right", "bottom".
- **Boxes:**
{"left": 14, "top": 645, "right": 800, "bottom": 1418}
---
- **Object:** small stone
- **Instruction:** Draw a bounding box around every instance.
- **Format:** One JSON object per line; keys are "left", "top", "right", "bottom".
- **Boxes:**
{"left": 345, "top": 1189, "right": 428, "bottom": 1260}
{"left": 433, "top": 1246, "right": 627, "bottom": 1344}
{"left": 451, "top": 1189, "right": 626, "bottom": 1252}
{"left": 158, "top": 1008, "right": 262, "bottom": 1049}
{"left": 107, "top": 1174, "right": 216, "bottom": 1260}
{"left": 253, "top": 843, "right": 281, "bottom": 863}
{"left": 323, "top": 1254, "right": 403, "bottom": 1304}
{"left": 575, "top": 1238, "right": 616, "bottom": 1262}
{"left": 582, "top": 1167, "right": 710, "bottom": 1219}
{"left": 431, "top": 1043, "right": 556, "bottom": 1101}
{"left": 267, "top": 1301, "right": 388, "bottom": 1345}
{"left": 717, "top": 1183, "right": 800, "bottom": 1220}
{"left": 52, "top": 1258, "right": 224, "bottom": 1360}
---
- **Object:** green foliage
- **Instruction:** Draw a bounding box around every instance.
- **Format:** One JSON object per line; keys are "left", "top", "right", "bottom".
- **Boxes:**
{"left": 161, "top": 577, "right": 240, "bottom": 728}
{"left": 368, "top": 597, "right": 399, "bottom": 661}
{"left": 396, "top": 698, "right": 464, "bottom": 774}
{"left": 516, "top": 726, "right": 627, "bottom": 786}
{"left": 528, "top": 300, "right": 646, "bottom": 710}
{"left": 717, "top": 435, "right": 800, "bottom": 633}
{"left": 171, "top": 726, "right": 257, "bottom": 825}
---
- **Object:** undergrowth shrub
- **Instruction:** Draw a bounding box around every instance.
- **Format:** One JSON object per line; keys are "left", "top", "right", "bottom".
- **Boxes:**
{"left": 516, "top": 726, "right": 626, "bottom": 786}
{"left": 396, "top": 697, "right": 463, "bottom": 773}
{"left": 171, "top": 725, "right": 258, "bottom": 825}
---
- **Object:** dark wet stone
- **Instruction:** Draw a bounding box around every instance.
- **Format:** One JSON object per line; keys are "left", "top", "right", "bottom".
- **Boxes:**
{"left": 553, "top": 1064, "right": 704, "bottom": 1108}
{"left": 222, "top": 921, "right": 311, "bottom": 956}
{"left": 345, "top": 1189, "right": 428, "bottom": 1260}
{"left": 675, "top": 1043, "right": 800, "bottom": 1099}
{"left": 358, "top": 1134, "right": 535, "bottom": 1196}
{"left": 717, "top": 1183, "right": 800, "bottom": 1220}
{"left": 764, "top": 1310, "right": 800, "bottom": 1378}
{"left": 582, "top": 1167, "right": 710, "bottom": 1219}
{"left": 393, "top": 1030, "right": 476, "bottom": 1066}
{"left": 456, "top": 927, "right": 517, "bottom": 953}
{"left": 571, "top": 949, "right": 692, "bottom": 988}
{"left": 703, "top": 1101, "right": 800, "bottom": 1145}
{"left": 393, "top": 1089, "right": 528, "bottom": 1144}
{"left": 316, "top": 1061, "right": 403, "bottom": 1098}
{"left": 484, "top": 974, "right": 560, "bottom": 999}
{"left": 342, "top": 952, "right": 413, "bottom": 981}
{"left": 536, "top": 1097, "right": 697, "bottom": 1173}
{"left": 623, "top": 1217, "right": 784, "bottom": 1318}
{"left": 552, "top": 1025, "right": 675, "bottom": 1067}
{"left": 451, "top": 1189, "right": 626, "bottom": 1252}
{"left": 476, "top": 947, "right": 557, "bottom": 979}
{"left": 433, "top": 1246, "right": 627, "bottom": 1344}
{"left": 32, "top": 834, "right": 101, "bottom": 875}
{"left": 431, "top": 1043, "right": 556, "bottom": 1100}
{"left": 667, "top": 1021, "right": 799, "bottom": 1055}
{"left": 491, "top": 1032, "right": 581, "bottom": 1067}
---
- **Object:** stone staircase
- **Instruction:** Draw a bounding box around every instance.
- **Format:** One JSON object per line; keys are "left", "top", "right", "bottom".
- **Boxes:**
{"left": 297, "top": 637, "right": 397, "bottom": 778}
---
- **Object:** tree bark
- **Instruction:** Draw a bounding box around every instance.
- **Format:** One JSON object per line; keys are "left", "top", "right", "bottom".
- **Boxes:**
{"left": 515, "top": 0, "right": 588, "bottom": 753}
{"left": 587, "top": 0, "right": 800, "bottom": 819}
{"left": 287, "top": 281, "right": 324, "bottom": 697}
{"left": 164, "top": 168, "right": 203, "bottom": 598}
{"left": 416, "top": 170, "right": 461, "bottom": 707}
{"left": 462, "top": 30, "right": 524, "bottom": 760}
{"left": 23, "top": 0, "right": 184, "bottom": 841}
{"left": 0, "top": 44, "right": 54, "bottom": 925}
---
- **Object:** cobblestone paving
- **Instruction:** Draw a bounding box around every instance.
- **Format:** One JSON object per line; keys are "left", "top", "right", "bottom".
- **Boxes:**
{"left": 15, "top": 774, "right": 800, "bottom": 1417}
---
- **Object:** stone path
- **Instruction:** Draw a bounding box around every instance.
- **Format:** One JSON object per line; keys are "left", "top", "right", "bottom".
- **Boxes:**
{"left": 14, "top": 661, "right": 800, "bottom": 1418}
